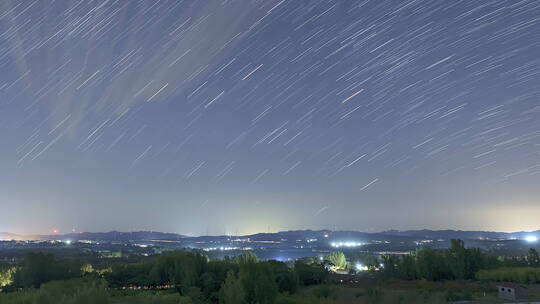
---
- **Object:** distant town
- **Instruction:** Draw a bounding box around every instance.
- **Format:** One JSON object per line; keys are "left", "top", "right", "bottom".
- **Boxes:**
{"left": 2, "top": 229, "right": 538, "bottom": 263}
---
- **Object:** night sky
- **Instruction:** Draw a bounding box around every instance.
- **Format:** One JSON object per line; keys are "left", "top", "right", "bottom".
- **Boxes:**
{"left": 1, "top": 0, "right": 539, "bottom": 235}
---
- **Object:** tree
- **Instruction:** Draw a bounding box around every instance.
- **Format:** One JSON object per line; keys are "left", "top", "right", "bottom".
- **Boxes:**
{"left": 415, "top": 247, "right": 450, "bottom": 281}
{"left": 81, "top": 264, "right": 94, "bottom": 276}
{"left": 149, "top": 251, "right": 208, "bottom": 294}
{"left": 380, "top": 255, "right": 399, "bottom": 279}
{"left": 294, "top": 261, "right": 327, "bottom": 285}
{"left": 13, "top": 252, "right": 80, "bottom": 288}
{"left": 203, "top": 259, "right": 239, "bottom": 300}
{"left": 326, "top": 251, "right": 346, "bottom": 270}
{"left": 239, "top": 261, "right": 278, "bottom": 304}
{"left": 265, "top": 260, "right": 299, "bottom": 294}
{"left": 219, "top": 271, "right": 245, "bottom": 304}
{"left": 236, "top": 252, "right": 258, "bottom": 265}
{"left": 397, "top": 255, "right": 417, "bottom": 280}
{"left": 0, "top": 266, "right": 17, "bottom": 288}
{"left": 377, "top": 239, "right": 486, "bottom": 281}
{"left": 364, "top": 256, "right": 380, "bottom": 272}
{"left": 106, "top": 261, "right": 152, "bottom": 287}
{"left": 448, "top": 239, "right": 466, "bottom": 279}
{"left": 463, "top": 247, "right": 485, "bottom": 279}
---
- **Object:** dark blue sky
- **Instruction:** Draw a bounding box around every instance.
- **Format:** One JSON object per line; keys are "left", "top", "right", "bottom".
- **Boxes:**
{"left": 1, "top": 0, "right": 539, "bottom": 235}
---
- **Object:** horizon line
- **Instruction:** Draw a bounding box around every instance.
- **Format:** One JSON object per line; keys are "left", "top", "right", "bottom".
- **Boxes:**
{"left": 2, "top": 227, "right": 540, "bottom": 239}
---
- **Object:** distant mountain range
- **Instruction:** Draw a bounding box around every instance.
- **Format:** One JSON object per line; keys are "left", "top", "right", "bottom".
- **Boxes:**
{"left": 2, "top": 229, "right": 539, "bottom": 243}
{"left": 0, "top": 231, "right": 186, "bottom": 242}
{"left": 379, "top": 229, "right": 540, "bottom": 239}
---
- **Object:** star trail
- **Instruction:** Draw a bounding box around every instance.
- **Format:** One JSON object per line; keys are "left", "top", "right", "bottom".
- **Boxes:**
{"left": 0, "top": 0, "right": 539, "bottom": 235}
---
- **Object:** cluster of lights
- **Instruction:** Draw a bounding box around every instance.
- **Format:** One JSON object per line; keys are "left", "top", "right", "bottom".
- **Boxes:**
{"left": 414, "top": 240, "right": 434, "bottom": 245}
{"left": 330, "top": 241, "right": 365, "bottom": 248}
{"left": 525, "top": 236, "right": 538, "bottom": 243}
{"left": 231, "top": 238, "right": 251, "bottom": 242}
{"left": 202, "top": 246, "right": 253, "bottom": 252}
{"left": 355, "top": 263, "right": 368, "bottom": 271}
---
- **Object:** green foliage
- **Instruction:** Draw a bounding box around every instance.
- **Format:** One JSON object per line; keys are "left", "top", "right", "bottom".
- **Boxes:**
{"left": 0, "top": 278, "right": 109, "bottom": 304}
{"left": 149, "top": 251, "right": 208, "bottom": 294}
{"left": 476, "top": 267, "right": 540, "bottom": 284}
{"left": 294, "top": 261, "right": 328, "bottom": 286}
{"left": 81, "top": 264, "right": 112, "bottom": 278}
{"left": 415, "top": 247, "right": 452, "bottom": 281}
{"left": 265, "top": 260, "right": 299, "bottom": 294}
{"left": 111, "top": 291, "right": 192, "bottom": 304}
{"left": 106, "top": 261, "right": 153, "bottom": 287}
{"left": 398, "top": 255, "right": 417, "bottom": 280}
{"left": 219, "top": 271, "right": 245, "bottom": 304}
{"left": 380, "top": 239, "right": 487, "bottom": 282}
{"left": 325, "top": 252, "right": 346, "bottom": 270}
{"left": 0, "top": 266, "right": 17, "bottom": 288}
{"left": 363, "top": 255, "right": 380, "bottom": 272}
{"left": 236, "top": 252, "right": 258, "bottom": 265}
{"left": 201, "top": 259, "right": 238, "bottom": 300}
{"left": 13, "top": 252, "right": 81, "bottom": 288}
{"left": 218, "top": 259, "right": 279, "bottom": 304}
{"left": 238, "top": 261, "right": 279, "bottom": 304}
{"left": 0, "top": 251, "right": 316, "bottom": 304}
{"left": 81, "top": 264, "right": 94, "bottom": 276}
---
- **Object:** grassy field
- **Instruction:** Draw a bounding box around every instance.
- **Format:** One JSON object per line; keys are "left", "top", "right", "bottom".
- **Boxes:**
{"left": 278, "top": 280, "right": 540, "bottom": 304}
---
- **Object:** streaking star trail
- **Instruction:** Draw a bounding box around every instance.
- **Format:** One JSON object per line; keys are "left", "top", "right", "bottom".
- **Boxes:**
{"left": 0, "top": 0, "right": 539, "bottom": 235}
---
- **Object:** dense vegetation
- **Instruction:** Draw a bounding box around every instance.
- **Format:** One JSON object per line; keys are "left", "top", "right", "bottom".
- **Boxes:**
{"left": 379, "top": 239, "right": 488, "bottom": 281}
{"left": 378, "top": 240, "right": 540, "bottom": 282}
{"left": 477, "top": 267, "right": 540, "bottom": 284}
{"left": 0, "top": 251, "right": 330, "bottom": 303}
{"left": 0, "top": 263, "right": 16, "bottom": 288}
{"left": 1, "top": 240, "right": 540, "bottom": 303}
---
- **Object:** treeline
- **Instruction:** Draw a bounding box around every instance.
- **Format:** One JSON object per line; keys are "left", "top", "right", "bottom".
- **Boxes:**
{"left": 1, "top": 251, "right": 329, "bottom": 304}
{"left": 107, "top": 251, "right": 329, "bottom": 303}
{"left": 476, "top": 247, "right": 540, "bottom": 284}
{"left": 10, "top": 252, "right": 82, "bottom": 289}
{"left": 379, "top": 239, "right": 495, "bottom": 281}
{"left": 378, "top": 239, "right": 540, "bottom": 282}
{"left": 3, "top": 240, "right": 540, "bottom": 302}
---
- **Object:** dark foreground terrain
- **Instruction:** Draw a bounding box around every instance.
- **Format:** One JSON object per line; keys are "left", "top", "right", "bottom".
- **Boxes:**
{"left": 2, "top": 237, "right": 540, "bottom": 303}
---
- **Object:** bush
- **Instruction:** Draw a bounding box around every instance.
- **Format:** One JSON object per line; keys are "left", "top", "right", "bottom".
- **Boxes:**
{"left": 446, "top": 289, "right": 472, "bottom": 302}
{"left": 0, "top": 266, "right": 17, "bottom": 288}
{"left": 13, "top": 252, "right": 81, "bottom": 288}
{"left": 0, "top": 278, "right": 109, "bottom": 304}
{"left": 476, "top": 267, "right": 540, "bottom": 284}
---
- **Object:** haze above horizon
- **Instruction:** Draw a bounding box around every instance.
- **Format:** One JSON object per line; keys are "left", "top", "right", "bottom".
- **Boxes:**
{"left": 1, "top": 1, "right": 539, "bottom": 235}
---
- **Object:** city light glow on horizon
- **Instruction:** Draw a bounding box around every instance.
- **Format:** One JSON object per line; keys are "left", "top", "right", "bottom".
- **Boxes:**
{"left": 331, "top": 241, "right": 365, "bottom": 248}
{"left": 525, "top": 236, "right": 538, "bottom": 243}
{"left": 0, "top": 0, "right": 538, "bottom": 235}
